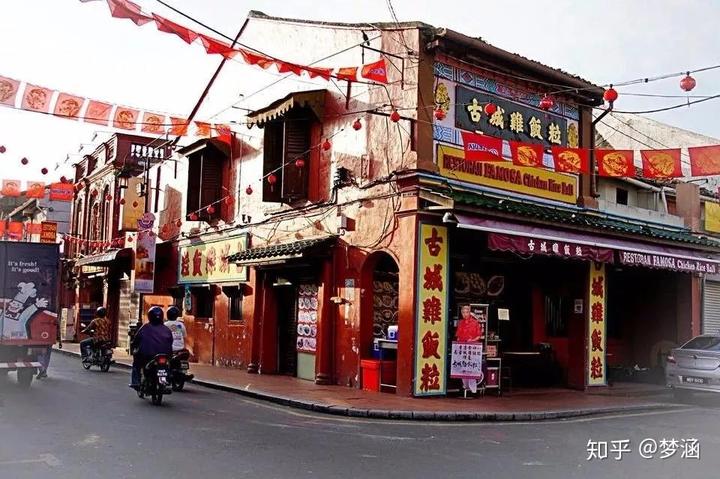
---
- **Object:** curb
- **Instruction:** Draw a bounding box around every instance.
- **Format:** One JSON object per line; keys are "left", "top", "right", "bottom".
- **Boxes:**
{"left": 53, "top": 346, "right": 681, "bottom": 422}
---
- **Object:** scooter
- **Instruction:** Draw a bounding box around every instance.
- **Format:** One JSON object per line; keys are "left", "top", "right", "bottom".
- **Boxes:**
{"left": 169, "top": 349, "right": 194, "bottom": 391}
{"left": 81, "top": 333, "right": 114, "bottom": 372}
{"left": 136, "top": 353, "right": 172, "bottom": 406}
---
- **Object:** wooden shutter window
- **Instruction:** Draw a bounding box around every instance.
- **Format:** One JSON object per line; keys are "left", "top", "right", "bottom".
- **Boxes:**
{"left": 282, "top": 118, "right": 310, "bottom": 203}
{"left": 200, "top": 152, "right": 222, "bottom": 221}
{"left": 262, "top": 121, "right": 283, "bottom": 203}
{"left": 186, "top": 154, "right": 201, "bottom": 218}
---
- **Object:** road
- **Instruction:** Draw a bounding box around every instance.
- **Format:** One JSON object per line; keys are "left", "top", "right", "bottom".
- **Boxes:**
{"left": 1, "top": 354, "right": 719, "bottom": 479}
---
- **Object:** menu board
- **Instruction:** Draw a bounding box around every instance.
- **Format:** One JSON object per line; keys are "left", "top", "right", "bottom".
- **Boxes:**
{"left": 296, "top": 284, "right": 318, "bottom": 353}
{"left": 450, "top": 342, "right": 484, "bottom": 380}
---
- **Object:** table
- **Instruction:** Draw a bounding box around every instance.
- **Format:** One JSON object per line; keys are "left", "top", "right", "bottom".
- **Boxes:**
{"left": 377, "top": 339, "right": 398, "bottom": 391}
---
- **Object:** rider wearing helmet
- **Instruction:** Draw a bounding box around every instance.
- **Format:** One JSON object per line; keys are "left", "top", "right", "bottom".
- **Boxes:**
{"left": 129, "top": 306, "right": 173, "bottom": 389}
{"left": 164, "top": 305, "right": 188, "bottom": 353}
{"left": 80, "top": 306, "right": 112, "bottom": 360}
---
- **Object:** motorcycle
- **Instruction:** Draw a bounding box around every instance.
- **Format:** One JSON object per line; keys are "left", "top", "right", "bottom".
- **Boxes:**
{"left": 81, "top": 334, "right": 114, "bottom": 372}
{"left": 136, "top": 353, "right": 172, "bottom": 406}
{"left": 169, "top": 349, "right": 194, "bottom": 391}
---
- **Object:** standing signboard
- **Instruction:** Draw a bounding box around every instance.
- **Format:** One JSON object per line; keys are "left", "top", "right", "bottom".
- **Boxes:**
{"left": 132, "top": 213, "right": 156, "bottom": 293}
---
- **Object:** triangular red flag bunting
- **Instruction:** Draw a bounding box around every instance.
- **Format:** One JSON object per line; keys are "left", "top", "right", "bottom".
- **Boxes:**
{"left": 305, "top": 67, "right": 333, "bottom": 80}
{"left": 551, "top": 146, "right": 590, "bottom": 174}
{"left": 169, "top": 117, "right": 189, "bottom": 136}
{"left": 198, "top": 34, "right": 235, "bottom": 56}
{"left": 509, "top": 141, "right": 544, "bottom": 168}
{"left": 152, "top": 14, "right": 198, "bottom": 44}
{"left": 276, "top": 61, "right": 303, "bottom": 76}
{"left": 689, "top": 145, "right": 720, "bottom": 176}
{"left": 106, "top": 0, "right": 152, "bottom": 26}
{"left": 597, "top": 150, "right": 635, "bottom": 177}
{"left": 361, "top": 59, "right": 388, "bottom": 84}
{"left": 238, "top": 49, "right": 274, "bottom": 69}
{"left": 336, "top": 67, "right": 358, "bottom": 82}
{"left": 641, "top": 149, "right": 682, "bottom": 179}
{"left": 460, "top": 131, "right": 503, "bottom": 162}
{"left": 195, "top": 121, "right": 212, "bottom": 137}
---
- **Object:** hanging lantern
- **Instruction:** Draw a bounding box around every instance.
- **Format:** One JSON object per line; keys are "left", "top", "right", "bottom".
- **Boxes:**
{"left": 175, "top": 219, "right": 182, "bottom": 228}
{"left": 390, "top": 109, "right": 401, "bottom": 122}
{"left": 539, "top": 94, "right": 554, "bottom": 111}
{"left": 41, "top": 168, "right": 48, "bottom": 175}
{"left": 295, "top": 158, "right": 305, "bottom": 168}
{"left": 322, "top": 139, "right": 331, "bottom": 151}
{"left": 680, "top": 72, "right": 696, "bottom": 92}
{"left": 21, "top": 157, "right": 28, "bottom": 166}
{"left": 60, "top": 176, "right": 67, "bottom": 183}
{"left": 434, "top": 107, "right": 447, "bottom": 120}
{"left": 132, "top": 200, "right": 138, "bottom": 208}
{"left": 105, "top": 194, "right": 112, "bottom": 202}
{"left": 91, "top": 190, "right": 98, "bottom": 197}
{"left": 119, "top": 198, "right": 126, "bottom": 205}
{"left": 0, "top": 146, "right": 5, "bottom": 154}
{"left": 206, "top": 205, "right": 215, "bottom": 215}
{"left": 352, "top": 119, "right": 362, "bottom": 130}
{"left": 245, "top": 185, "right": 253, "bottom": 195}
{"left": 189, "top": 212, "right": 198, "bottom": 221}
{"left": 484, "top": 103, "right": 497, "bottom": 116}
{"left": 126, "top": 236, "right": 133, "bottom": 243}
{"left": 603, "top": 86, "right": 618, "bottom": 103}
{"left": 224, "top": 196, "right": 234, "bottom": 206}
{"left": 268, "top": 173, "right": 278, "bottom": 185}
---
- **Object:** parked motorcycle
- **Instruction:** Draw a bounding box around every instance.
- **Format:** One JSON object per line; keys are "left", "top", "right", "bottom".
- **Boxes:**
{"left": 81, "top": 334, "right": 114, "bottom": 372}
{"left": 136, "top": 353, "right": 172, "bottom": 406}
{"left": 169, "top": 349, "right": 194, "bottom": 391}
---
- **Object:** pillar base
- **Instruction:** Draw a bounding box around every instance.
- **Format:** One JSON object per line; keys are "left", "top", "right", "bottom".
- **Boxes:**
{"left": 246, "top": 363, "right": 259, "bottom": 374}
{"left": 314, "top": 373, "right": 332, "bottom": 385}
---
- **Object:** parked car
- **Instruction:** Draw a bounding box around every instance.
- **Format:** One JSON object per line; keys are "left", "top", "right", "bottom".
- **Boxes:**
{"left": 666, "top": 334, "right": 720, "bottom": 399}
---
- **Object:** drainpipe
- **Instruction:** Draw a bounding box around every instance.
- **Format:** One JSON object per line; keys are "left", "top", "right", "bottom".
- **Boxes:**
{"left": 590, "top": 105, "right": 613, "bottom": 198}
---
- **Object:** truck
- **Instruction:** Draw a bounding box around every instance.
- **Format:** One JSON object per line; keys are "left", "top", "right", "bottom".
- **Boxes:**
{"left": 0, "top": 242, "right": 60, "bottom": 389}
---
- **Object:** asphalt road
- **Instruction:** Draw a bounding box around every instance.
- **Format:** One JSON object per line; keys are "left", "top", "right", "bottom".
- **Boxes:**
{"left": 1, "top": 354, "right": 720, "bottom": 479}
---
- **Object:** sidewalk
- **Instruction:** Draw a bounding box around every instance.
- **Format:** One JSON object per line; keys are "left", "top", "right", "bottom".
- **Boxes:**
{"left": 54, "top": 343, "right": 680, "bottom": 422}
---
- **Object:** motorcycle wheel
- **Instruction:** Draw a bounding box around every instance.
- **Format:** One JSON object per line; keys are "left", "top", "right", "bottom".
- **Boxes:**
{"left": 151, "top": 393, "right": 163, "bottom": 406}
{"left": 172, "top": 379, "right": 185, "bottom": 392}
{"left": 100, "top": 358, "right": 111, "bottom": 372}
{"left": 82, "top": 357, "right": 92, "bottom": 370}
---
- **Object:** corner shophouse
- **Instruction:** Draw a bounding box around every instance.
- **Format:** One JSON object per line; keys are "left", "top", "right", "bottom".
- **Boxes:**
{"left": 145, "top": 12, "right": 720, "bottom": 397}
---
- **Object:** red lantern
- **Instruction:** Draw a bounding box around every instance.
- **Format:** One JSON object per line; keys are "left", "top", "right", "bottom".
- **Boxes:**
{"left": 434, "top": 108, "right": 446, "bottom": 120}
{"left": 41, "top": 167, "right": 48, "bottom": 175}
{"left": 189, "top": 212, "right": 198, "bottom": 221}
{"left": 680, "top": 73, "right": 696, "bottom": 92}
{"left": 539, "top": 95, "right": 554, "bottom": 111}
{"left": 60, "top": 176, "right": 67, "bottom": 183}
{"left": 175, "top": 219, "right": 182, "bottom": 228}
{"left": 224, "top": 196, "right": 234, "bottom": 206}
{"left": 126, "top": 236, "right": 133, "bottom": 243}
{"left": 21, "top": 157, "right": 28, "bottom": 166}
{"left": 267, "top": 173, "right": 277, "bottom": 185}
{"left": 105, "top": 194, "right": 112, "bottom": 202}
{"left": 245, "top": 185, "right": 253, "bottom": 195}
{"left": 390, "top": 109, "right": 401, "bottom": 122}
{"left": 161, "top": 224, "right": 168, "bottom": 234}
{"left": 484, "top": 103, "right": 497, "bottom": 116}
{"left": 132, "top": 201, "right": 138, "bottom": 208}
{"left": 295, "top": 158, "right": 305, "bottom": 168}
{"left": 352, "top": 119, "right": 362, "bottom": 131}
{"left": 206, "top": 205, "right": 215, "bottom": 215}
{"left": 0, "top": 146, "right": 5, "bottom": 153}
{"left": 120, "top": 198, "right": 126, "bottom": 205}
{"left": 322, "top": 139, "right": 331, "bottom": 151}
{"left": 603, "top": 86, "right": 618, "bottom": 103}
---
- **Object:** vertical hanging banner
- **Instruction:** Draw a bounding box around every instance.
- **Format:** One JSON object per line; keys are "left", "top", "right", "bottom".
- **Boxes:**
{"left": 121, "top": 177, "right": 146, "bottom": 230}
{"left": 132, "top": 212, "right": 156, "bottom": 293}
{"left": 587, "top": 262, "right": 607, "bottom": 386}
{"left": 414, "top": 224, "right": 449, "bottom": 397}
{"left": 40, "top": 222, "right": 58, "bottom": 243}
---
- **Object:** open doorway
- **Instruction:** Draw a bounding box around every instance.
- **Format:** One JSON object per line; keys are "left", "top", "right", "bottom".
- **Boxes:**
{"left": 276, "top": 286, "right": 298, "bottom": 376}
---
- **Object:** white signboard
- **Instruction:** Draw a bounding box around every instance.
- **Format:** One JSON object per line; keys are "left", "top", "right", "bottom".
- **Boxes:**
{"left": 450, "top": 341, "right": 483, "bottom": 380}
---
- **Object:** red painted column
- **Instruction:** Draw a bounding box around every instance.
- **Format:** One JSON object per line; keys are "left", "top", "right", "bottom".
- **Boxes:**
{"left": 395, "top": 212, "right": 419, "bottom": 396}
{"left": 315, "top": 255, "right": 335, "bottom": 385}
{"left": 246, "top": 268, "right": 262, "bottom": 373}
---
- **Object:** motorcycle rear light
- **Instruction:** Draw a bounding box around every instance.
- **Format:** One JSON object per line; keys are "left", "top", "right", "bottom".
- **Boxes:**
{"left": 667, "top": 355, "right": 676, "bottom": 364}
{"left": 157, "top": 357, "right": 167, "bottom": 365}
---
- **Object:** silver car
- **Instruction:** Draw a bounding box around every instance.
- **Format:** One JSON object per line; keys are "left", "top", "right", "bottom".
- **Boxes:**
{"left": 666, "top": 334, "right": 720, "bottom": 398}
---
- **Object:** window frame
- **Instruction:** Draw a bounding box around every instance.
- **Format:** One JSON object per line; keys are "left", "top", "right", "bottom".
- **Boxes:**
{"left": 191, "top": 287, "right": 214, "bottom": 319}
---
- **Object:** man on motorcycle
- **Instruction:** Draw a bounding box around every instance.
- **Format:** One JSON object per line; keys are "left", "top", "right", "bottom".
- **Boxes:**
{"left": 129, "top": 306, "right": 173, "bottom": 389}
{"left": 80, "top": 307, "right": 112, "bottom": 360}
{"left": 164, "top": 305, "right": 188, "bottom": 353}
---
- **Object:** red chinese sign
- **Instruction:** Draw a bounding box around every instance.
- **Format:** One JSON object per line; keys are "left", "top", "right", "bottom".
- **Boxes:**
{"left": 488, "top": 232, "right": 614, "bottom": 263}
{"left": 414, "top": 224, "right": 449, "bottom": 396}
{"left": 587, "top": 263, "right": 606, "bottom": 386}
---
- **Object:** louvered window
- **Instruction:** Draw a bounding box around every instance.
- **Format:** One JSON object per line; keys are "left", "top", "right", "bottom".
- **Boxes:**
{"left": 262, "top": 108, "right": 311, "bottom": 204}
{"left": 186, "top": 143, "right": 226, "bottom": 222}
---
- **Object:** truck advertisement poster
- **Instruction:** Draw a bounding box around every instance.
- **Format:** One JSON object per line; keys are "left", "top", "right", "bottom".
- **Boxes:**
{"left": 0, "top": 243, "right": 59, "bottom": 345}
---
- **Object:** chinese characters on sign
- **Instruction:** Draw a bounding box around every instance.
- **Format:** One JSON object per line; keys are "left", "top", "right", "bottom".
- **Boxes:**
{"left": 178, "top": 236, "right": 249, "bottom": 284}
{"left": 132, "top": 213, "right": 157, "bottom": 293}
{"left": 586, "top": 438, "right": 700, "bottom": 461}
{"left": 487, "top": 233, "right": 615, "bottom": 263}
{"left": 414, "top": 224, "right": 449, "bottom": 396}
{"left": 455, "top": 86, "right": 575, "bottom": 148}
{"left": 587, "top": 262, "right": 606, "bottom": 386}
{"left": 450, "top": 342, "right": 484, "bottom": 380}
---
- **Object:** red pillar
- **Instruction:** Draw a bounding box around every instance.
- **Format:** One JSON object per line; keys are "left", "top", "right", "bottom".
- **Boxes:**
{"left": 395, "top": 212, "right": 419, "bottom": 396}
{"left": 246, "top": 268, "right": 262, "bottom": 373}
{"left": 315, "top": 255, "right": 335, "bottom": 384}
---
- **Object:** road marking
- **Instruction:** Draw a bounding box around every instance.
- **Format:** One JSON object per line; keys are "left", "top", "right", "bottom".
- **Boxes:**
{"left": 0, "top": 454, "right": 62, "bottom": 467}
{"left": 523, "top": 461, "right": 546, "bottom": 466}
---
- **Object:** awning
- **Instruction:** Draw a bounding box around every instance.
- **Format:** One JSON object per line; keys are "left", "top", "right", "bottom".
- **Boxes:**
{"left": 226, "top": 237, "right": 334, "bottom": 266}
{"left": 246, "top": 89, "right": 326, "bottom": 128}
{"left": 75, "top": 248, "right": 132, "bottom": 267}
{"left": 176, "top": 137, "right": 230, "bottom": 158}
{"left": 457, "top": 215, "right": 720, "bottom": 274}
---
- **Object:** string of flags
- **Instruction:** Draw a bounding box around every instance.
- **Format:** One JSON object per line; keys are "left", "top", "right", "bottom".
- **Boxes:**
{"left": 83, "top": 0, "right": 390, "bottom": 84}
{"left": 458, "top": 131, "right": 720, "bottom": 179}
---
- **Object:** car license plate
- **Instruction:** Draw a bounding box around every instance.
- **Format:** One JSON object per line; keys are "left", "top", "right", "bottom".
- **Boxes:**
{"left": 157, "top": 370, "right": 168, "bottom": 377}
{"left": 683, "top": 376, "right": 706, "bottom": 384}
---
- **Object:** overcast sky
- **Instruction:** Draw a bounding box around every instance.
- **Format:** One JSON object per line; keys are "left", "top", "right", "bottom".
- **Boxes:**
{"left": 1, "top": 0, "right": 719, "bottom": 182}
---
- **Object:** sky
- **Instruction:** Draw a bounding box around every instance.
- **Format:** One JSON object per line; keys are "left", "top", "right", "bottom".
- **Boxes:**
{"left": 1, "top": 0, "right": 720, "bottom": 183}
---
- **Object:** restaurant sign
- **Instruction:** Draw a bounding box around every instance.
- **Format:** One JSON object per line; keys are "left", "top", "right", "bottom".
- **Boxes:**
{"left": 455, "top": 85, "right": 576, "bottom": 148}
{"left": 179, "top": 235, "right": 249, "bottom": 284}
{"left": 619, "top": 251, "right": 718, "bottom": 274}
{"left": 414, "top": 224, "right": 449, "bottom": 397}
{"left": 438, "top": 145, "right": 578, "bottom": 204}
{"left": 488, "top": 233, "right": 614, "bottom": 263}
{"left": 587, "top": 263, "right": 607, "bottom": 386}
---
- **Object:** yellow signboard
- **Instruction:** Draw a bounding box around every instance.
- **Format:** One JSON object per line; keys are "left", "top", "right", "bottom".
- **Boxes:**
{"left": 178, "top": 235, "right": 249, "bottom": 284}
{"left": 414, "top": 224, "right": 449, "bottom": 396}
{"left": 587, "top": 262, "right": 607, "bottom": 386}
{"left": 437, "top": 145, "right": 578, "bottom": 204}
{"left": 121, "top": 177, "right": 146, "bottom": 231}
{"left": 705, "top": 201, "right": 720, "bottom": 234}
